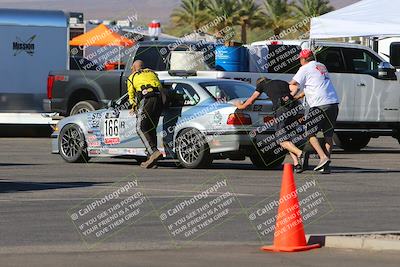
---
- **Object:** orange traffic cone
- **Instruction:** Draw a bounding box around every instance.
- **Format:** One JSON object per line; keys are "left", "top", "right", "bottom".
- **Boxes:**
{"left": 261, "top": 163, "right": 321, "bottom": 252}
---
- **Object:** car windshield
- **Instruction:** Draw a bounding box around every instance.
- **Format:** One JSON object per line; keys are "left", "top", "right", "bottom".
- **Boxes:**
{"left": 200, "top": 81, "right": 268, "bottom": 102}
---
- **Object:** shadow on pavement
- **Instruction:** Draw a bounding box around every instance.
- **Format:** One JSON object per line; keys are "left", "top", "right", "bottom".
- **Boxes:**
{"left": 333, "top": 148, "right": 400, "bottom": 154}
{"left": 0, "top": 181, "right": 109, "bottom": 193}
{"left": 325, "top": 166, "right": 400, "bottom": 174}
{"left": 0, "top": 125, "right": 52, "bottom": 137}
{"left": 96, "top": 160, "right": 279, "bottom": 170}
{"left": 0, "top": 163, "right": 42, "bottom": 167}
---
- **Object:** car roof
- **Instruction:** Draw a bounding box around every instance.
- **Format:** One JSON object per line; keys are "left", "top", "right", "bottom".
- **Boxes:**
{"left": 250, "top": 39, "right": 383, "bottom": 60}
{"left": 161, "top": 78, "right": 251, "bottom": 85}
{"left": 251, "top": 39, "right": 372, "bottom": 50}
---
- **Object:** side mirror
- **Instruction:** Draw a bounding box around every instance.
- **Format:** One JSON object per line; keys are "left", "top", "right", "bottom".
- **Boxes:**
{"left": 107, "top": 100, "right": 117, "bottom": 109}
{"left": 378, "top": 62, "right": 397, "bottom": 80}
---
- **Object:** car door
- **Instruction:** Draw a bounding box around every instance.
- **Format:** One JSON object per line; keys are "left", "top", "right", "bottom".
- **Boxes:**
{"left": 100, "top": 95, "right": 145, "bottom": 156}
{"left": 342, "top": 47, "right": 400, "bottom": 122}
{"left": 316, "top": 47, "right": 354, "bottom": 122}
{"left": 161, "top": 82, "right": 202, "bottom": 156}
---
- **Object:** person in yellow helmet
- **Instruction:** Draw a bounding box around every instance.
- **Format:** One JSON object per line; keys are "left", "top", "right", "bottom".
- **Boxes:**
{"left": 127, "top": 60, "right": 163, "bottom": 168}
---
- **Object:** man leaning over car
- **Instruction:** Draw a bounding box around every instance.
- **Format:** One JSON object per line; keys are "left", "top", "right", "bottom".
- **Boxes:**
{"left": 127, "top": 60, "right": 163, "bottom": 169}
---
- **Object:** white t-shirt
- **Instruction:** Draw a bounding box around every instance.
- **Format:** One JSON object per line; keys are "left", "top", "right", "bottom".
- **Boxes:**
{"left": 293, "top": 61, "right": 339, "bottom": 108}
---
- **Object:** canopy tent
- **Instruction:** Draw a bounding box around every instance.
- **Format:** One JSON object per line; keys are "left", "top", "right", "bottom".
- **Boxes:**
{"left": 70, "top": 24, "right": 134, "bottom": 70}
{"left": 69, "top": 23, "right": 134, "bottom": 46}
{"left": 310, "top": 0, "right": 400, "bottom": 39}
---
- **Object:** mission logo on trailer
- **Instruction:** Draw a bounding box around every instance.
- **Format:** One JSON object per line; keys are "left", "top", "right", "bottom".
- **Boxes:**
{"left": 13, "top": 35, "right": 36, "bottom": 56}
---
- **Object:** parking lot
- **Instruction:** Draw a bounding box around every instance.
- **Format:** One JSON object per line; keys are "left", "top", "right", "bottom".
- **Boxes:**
{"left": 1, "top": 136, "right": 400, "bottom": 266}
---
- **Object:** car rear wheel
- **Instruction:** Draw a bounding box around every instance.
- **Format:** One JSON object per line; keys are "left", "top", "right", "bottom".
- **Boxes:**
{"left": 59, "top": 124, "right": 90, "bottom": 163}
{"left": 70, "top": 100, "right": 100, "bottom": 116}
{"left": 333, "top": 133, "right": 370, "bottom": 151}
{"left": 250, "top": 152, "right": 285, "bottom": 170}
{"left": 175, "top": 128, "right": 212, "bottom": 169}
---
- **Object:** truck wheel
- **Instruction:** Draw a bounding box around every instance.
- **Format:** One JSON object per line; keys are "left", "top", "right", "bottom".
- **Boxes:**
{"left": 70, "top": 100, "right": 100, "bottom": 116}
{"left": 333, "top": 133, "right": 370, "bottom": 151}
{"left": 58, "top": 124, "right": 90, "bottom": 163}
{"left": 175, "top": 128, "right": 212, "bottom": 169}
{"left": 250, "top": 152, "right": 285, "bottom": 170}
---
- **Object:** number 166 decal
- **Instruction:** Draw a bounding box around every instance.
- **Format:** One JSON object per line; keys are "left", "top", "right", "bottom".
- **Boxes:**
{"left": 104, "top": 118, "right": 120, "bottom": 145}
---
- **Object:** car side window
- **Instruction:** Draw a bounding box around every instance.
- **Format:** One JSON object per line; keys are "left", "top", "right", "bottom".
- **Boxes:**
{"left": 203, "top": 85, "right": 228, "bottom": 102}
{"left": 170, "top": 83, "right": 200, "bottom": 106}
{"left": 342, "top": 48, "right": 380, "bottom": 75}
{"left": 316, "top": 47, "right": 346, "bottom": 73}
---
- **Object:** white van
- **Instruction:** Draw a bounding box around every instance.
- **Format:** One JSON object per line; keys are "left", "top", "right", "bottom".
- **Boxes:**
{"left": 190, "top": 40, "right": 400, "bottom": 151}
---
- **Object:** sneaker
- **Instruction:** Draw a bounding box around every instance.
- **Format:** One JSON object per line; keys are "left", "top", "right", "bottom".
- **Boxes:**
{"left": 140, "top": 150, "right": 163, "bottom": 169}
{"left": 318, "top": 162, "right": 331, "bottom": 174}
{"left": 319, "top": 166, "right": 331, "bottom": 174}
{"left": 313, "top": 157, "right": 331, "bottom": 171}
{"left": 294, "top": 164, "right": 304, "bottom": 174}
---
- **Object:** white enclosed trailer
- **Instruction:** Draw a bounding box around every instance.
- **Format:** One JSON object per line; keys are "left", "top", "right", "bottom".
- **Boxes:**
{"left": 0, "top": 9, "right": 68, "bottom": 125}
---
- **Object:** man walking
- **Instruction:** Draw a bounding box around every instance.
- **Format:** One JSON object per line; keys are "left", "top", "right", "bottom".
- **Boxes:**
{"left": 127, "top": 60, "right": 163, "bottom": 169}
{"left": 290, "top": 49, "right": 340, "bottom": 173}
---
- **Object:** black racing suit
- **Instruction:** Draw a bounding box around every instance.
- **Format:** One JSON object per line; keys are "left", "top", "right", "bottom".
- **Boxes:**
{"left": 136, "top": 91, "right": 163, "bottom": 156}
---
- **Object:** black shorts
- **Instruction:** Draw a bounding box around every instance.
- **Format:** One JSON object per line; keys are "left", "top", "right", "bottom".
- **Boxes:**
{"left": 274, "top": 101, "right": 303, "bottom": 143}
{"left": 305, "top": 104, "right": 339, "bottom": 138}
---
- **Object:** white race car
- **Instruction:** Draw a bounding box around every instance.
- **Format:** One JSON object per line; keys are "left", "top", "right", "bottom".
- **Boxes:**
{"left": 52, "top": 78, "right": 287, "bottom": 169}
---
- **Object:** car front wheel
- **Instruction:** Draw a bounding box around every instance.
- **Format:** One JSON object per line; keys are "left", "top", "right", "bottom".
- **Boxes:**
{"left": 59, "top": 124, "right": 90, "bottom": 163}
{"left": 175, "top": 128, "right": 212, "bottom": 169}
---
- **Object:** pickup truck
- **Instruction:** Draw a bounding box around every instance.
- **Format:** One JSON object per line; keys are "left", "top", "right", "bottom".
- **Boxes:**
{"left": 45, "top": 39, "right": 400, "bottom": 151}
{"left": 44, "top": 40, "right": 215, "bottom": 116}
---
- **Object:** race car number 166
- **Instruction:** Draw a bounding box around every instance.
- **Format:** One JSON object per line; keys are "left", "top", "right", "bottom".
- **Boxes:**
{"left": 104, "top": 118, "right": 120, "bottom": 144}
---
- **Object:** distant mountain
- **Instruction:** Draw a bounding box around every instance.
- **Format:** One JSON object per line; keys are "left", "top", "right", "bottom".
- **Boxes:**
{"left": 0, "top": 0, "right": 360, "bottom": 23}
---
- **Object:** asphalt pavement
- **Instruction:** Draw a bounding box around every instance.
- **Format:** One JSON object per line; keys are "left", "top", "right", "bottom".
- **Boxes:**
{"left": 1, "top": 136, "right": 400, "bottom": 266}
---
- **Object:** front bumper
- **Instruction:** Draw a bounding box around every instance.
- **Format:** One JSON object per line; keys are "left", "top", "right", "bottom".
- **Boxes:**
{"left": 51, "top": 132, "right": 59, "bottom": 154}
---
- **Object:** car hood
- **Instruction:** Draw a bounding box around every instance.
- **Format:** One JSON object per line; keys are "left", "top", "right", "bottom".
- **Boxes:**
{"left": 57, "top": 108, "right": 108, "bottom": 130}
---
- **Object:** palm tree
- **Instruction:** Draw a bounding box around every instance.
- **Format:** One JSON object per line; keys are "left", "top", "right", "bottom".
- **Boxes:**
{"left": 290, "top": 0, "right": 334, "bottom": 19}
{"left": 262, "top": 0, "right": 295, "bottom": 37}
{"left": 236, "top": 0, "right": 264, "bottom": 43}
{"left": 170, "top": 0, "right": 209, "bottom": 31}
{"left": 206, "top": 0, "right": 240, "bottom": 31}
